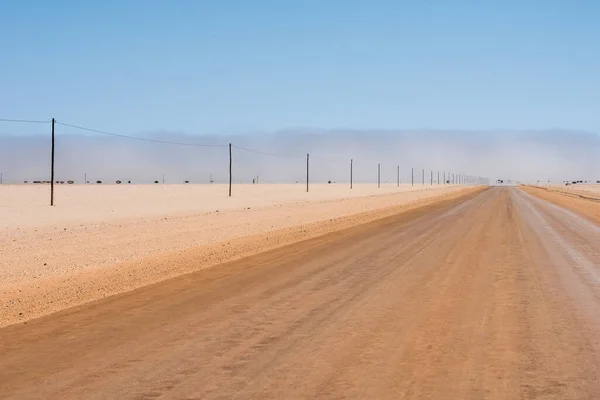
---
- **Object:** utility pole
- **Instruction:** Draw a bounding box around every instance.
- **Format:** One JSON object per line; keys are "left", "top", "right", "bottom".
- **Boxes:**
{"left": 50, "top": 118, "right": 55, "bottom": 206}
{"left": 438, "top": 171, "right": 440, "bottom": 185}
{"left": 422, "top": 169, "right": 424, "bottom": 185}
{"left": 229, "top": 143, "right": 232, "bottom": 197}
{"left": 397, "top": 165, "right": 399, "bottom": 187}
{"left": 430, "top": 170, "right": 433, "bottom": 185}
{"left": 306, "top": 153, "right": 309, "bottom": 192}
{"left": 378, "top": 163, "right": 381, "bottom": 188}
{"left": 412, "top": 168, "right": 414, "bottom": 186}
{"left": 350, "top": 159, "right": 353, "bottom": 189}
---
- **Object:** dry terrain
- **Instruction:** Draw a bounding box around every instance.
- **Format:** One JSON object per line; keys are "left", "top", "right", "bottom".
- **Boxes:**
{"left": 559, "top": 183, "right": 600, "bottom": 198}
{"left": 2, "top": 186, "right": 600, "bottom": 399}
{"left": 522, "top": 185, "right": 600, "bottom": 224}
{"left": 0, "top": 183, "right": 466, "bottom": 327}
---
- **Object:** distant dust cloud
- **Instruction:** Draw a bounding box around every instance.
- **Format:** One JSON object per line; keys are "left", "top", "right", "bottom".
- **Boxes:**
{"left": 0, "top": 129, "right": 599, "bottom": 184}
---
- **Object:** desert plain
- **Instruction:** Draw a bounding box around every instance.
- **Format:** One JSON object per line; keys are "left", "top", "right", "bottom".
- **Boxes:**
{"left": 0, "top": 183, "right": 465, "bottom": 327}
{"left": 2, "top": 183, "right": 600, "bottom": 399}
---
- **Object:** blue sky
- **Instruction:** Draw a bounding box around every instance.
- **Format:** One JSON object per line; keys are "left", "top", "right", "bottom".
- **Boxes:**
{"left": 1, "top": 0, "right": 599, "bottom": 135}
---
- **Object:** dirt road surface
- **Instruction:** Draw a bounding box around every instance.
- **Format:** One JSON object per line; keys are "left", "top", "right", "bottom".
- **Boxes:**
{"left": 2, "top": 187, "right": 600, "bottom": 399}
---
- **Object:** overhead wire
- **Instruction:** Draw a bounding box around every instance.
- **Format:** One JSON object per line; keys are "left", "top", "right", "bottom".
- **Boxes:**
{"left": 232, "top": 144, "right": 305, "bottom": 159}
{"left": 55, "top": 121, "right": 228, "bottom": 148}
{"left": 0, "top": 118, "right": 50, "bottom": 124}
{"left": 309, "top": 154, "right": 347, "bottom": 165}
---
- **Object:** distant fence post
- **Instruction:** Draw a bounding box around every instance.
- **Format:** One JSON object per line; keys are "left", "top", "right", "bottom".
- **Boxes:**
{"left": 430, "top": 170, "right": 433, "bottom": 185}
{"left": 51, "top": 118, "right": 55, "bottom": 206}
{"left": 397, "top": 165, "right": 399, "bottom": 187}
{"left": 411, "top": 167, "right": 414, "bottom": 186}
{"left": 422, "top": 169, "right": 424, "bottom": 185}
{"left": 378, "top": 163, "right": 381, "bottom": 188}
{"left": 438, "top": 171, "right": 440, "bottom": 185}
{"left": 306, "top": 153, "right": 309, "bottom": 192}
{"left": 229, "top": 143, "right": 232, "bottom": 197}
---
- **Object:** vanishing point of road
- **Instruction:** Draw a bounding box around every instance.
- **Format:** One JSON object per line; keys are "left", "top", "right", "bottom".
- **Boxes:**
{"left": 2, "top": 187, "right": 600, "bottom": 399}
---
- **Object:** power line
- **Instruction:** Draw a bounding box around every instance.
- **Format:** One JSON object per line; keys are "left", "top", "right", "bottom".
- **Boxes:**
{"left": 309, "top": 154, "right": 346, "bottom": 165}
{"left": 0, "top": 118, "right": 50, "bottom": 124}
{"left": 232, "top": 145, "right": 305, "bottom": 158}
{"left": 55, "top": 121, "right": 228, "bottom": 148}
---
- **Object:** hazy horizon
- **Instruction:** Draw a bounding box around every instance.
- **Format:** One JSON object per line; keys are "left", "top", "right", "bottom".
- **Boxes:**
{"left": 1, "top": 128, "right": 598, "bottom": 185}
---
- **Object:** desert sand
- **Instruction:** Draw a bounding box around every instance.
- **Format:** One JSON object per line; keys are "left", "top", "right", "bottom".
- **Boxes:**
{"left": 555, "top": 183, "right": 600, "bottom": 197}
{"left": 1, "top": 183, "right": 468, "bottom": 327}
{"left": 3, "top": 187, "right": 600, "bottom": 399}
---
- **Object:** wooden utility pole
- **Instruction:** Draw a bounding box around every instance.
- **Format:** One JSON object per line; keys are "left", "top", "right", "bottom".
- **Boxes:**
{"left": 412, "top": 168, "right": 414, "bottom": 186}
{"left": 350, "top": 159, "right": 353, "bottom": 189}
{"left": 378, "top": 163, "right": 381, "bottom": 188}
{"left": 397, "top": 165, "right": 399, "bottom": 187}
{"left": 229, "top": 143, "right": 232, "bottom": 197}
{"left": 306, "top": 153, "right": 309, "bottom": 192}
{"left": 430, "top": 170, "right": 433, "bottom": 185}
{"left": 51, "top": 118, "right": 55, "bottom": 206}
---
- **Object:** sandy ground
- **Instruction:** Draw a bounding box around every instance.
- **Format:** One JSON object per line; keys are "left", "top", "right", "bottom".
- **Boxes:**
{"left": 523, "top": 185, "right": 600, "bottom": 224}
{"left": 2, "top": 187, "right": 600, "bottom": 399}
{"left": 2, "top": 183, "right": 454, "bottom": 228}
{"left": 559, "top": 183, "right": 600, "bottom": 197}
{"left": 0, "top": 183, "right": 467, "bottom": 327}
{"left": 533, "top": 183, "right": 600, "bottom": 200}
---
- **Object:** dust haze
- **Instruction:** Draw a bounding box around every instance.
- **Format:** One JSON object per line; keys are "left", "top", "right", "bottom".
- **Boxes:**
{"left": 0, "top": 129, "right": 599, "bottom": 184}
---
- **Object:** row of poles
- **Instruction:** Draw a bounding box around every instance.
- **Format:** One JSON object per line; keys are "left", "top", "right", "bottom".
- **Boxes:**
{"left": 39, "top": 118, "right": 484, "bottom": 205}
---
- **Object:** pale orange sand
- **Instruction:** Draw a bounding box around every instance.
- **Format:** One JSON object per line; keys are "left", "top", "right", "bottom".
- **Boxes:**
{"left": 1, "top": 183, "right": 470, "bottom": 327}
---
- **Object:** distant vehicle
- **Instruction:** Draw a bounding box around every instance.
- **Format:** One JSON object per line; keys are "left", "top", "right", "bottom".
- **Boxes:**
{"left": 68, "top": 181, "right": 74, "bottom": 184}
{"left": 154, "top": 181, "right": 159, "bottom": 184}
{"left": 116, "top": 180, "right": 122, "bottom": 184}
{"left": 96, "top": 180, "right": 102, "bottom": 184}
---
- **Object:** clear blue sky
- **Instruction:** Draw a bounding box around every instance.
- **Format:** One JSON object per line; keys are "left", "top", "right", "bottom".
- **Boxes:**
{"left": 1, "top": 0, "right": 599, "bottom": 135}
